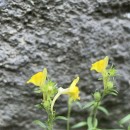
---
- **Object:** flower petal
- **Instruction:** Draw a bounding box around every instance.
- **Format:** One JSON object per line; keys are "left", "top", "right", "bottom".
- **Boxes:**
{"left": 91, "top": 56, "right": 109, "bottom": 73}
{"left": 27, "top": 68, "right": 47, "bottom": 87}
{"left": 69, "top": 77, "right": 79, "bottom": 88}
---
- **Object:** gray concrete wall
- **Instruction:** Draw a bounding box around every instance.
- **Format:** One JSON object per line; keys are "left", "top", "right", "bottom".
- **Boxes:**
{"left": 0, "top": 0, "right": 130, "bottom": 129}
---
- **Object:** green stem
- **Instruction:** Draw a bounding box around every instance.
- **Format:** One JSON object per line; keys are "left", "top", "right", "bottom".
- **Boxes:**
{"left": 51, "top": 92, "right": 61, "bottom": 114}
{"left": 92, "top": 93, "right": 105, "bottom": 129}
{"left": 67, "top": 99, "right": 72, "bottom": 130}
{"left": 91, "top": 72, "right": 107, "bottom": 129}
{"left": 102, "top": 71, "right": 109, "bottom": 95}
{"left": 93, "top": 101, "right": 100, "bottom": 121}
{"left": 47, "top": 110, "right": 54, "bottom": 130}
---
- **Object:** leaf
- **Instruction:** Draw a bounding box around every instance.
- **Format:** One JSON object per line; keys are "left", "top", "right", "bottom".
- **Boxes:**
{"left": 87, "top": 116, "right": 93, "bottom": 129}
{"left": 33, "top": 120, "right": 47, "bottom": 128}
{"left": 93, "top": 118, "right": 98, "bottom": 128}
{"left": 119, "top": 114, "right": 130, "bottom": 125}
{"left": 106, "top": 129, "right": 125, "bottom": 130}
{"left": 75, "top": 102, "right": 82, "bottom": 109}
{"left": 112, "top": 89, "right": 118, "bottom": 94}
{"left": 34, "top": 89, "right": 41, "bottom": 93}
{"left": 110, "top": 92, "right": 118, "bottom": 96}
{"left": 83, "top": 101, "right": 94, "bottom": 110}
{"left": 128, "top": 126, "right": 130, "bottom": 130}
{"left": 35, "top": 104, "right": 43, "bottom": 109}
{"left": 98, "top": 106, "right": 109, "bottom": 116}
{"left": 98, "top": 77, "right": 103, "bottom": 80}
{"left": 55, "top": 116, "right": 68, "bottom": 121}
{"left": 72, "top": 122, "right": 87, "bottom": 129}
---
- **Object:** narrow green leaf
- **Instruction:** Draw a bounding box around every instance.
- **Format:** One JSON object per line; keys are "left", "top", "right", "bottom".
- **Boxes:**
{"left": 72, "top": 122, "right": 87, "bottom": 129}
{"left": 87, "top": 116, "right": 93, "bottom": 129}
{"left": 35, "top": 104, "right": 43, "bottom": 109}
{"left": 128, "top": 126, "right": 130, "bottom": 130}
{"left": 104, "top": 129, "right": 125, "bottom": 130}
{"left": 75, "top": 102, "right": 82, "bottom": 109}
{"left": 110, "top": 92, "right": 118, "bottom": 96}
{"left": 98, "top": 77, "right": 103, "bottom": 80}
{"left": 112, "top": 89, "right": 118, "bottom": 94}
{"left": 55, "top": 116, "right": 68, "bottom": 121}
{"left": 93, "top": 118, "right": 98, "bottom": 128}
{"left": 83, "top": 101, "right": 94, "bottom": 110}
{"left": 33, "top": 120, "right": 47, "bottom": 128}
{"left": 34, "top": 89, "right": 41, "bottom": 93}
{"left": 119, "top": 114, "right": 130, "bottom": 125}
{"left": 98, "top": 106, "right": 109, "bottom": 116}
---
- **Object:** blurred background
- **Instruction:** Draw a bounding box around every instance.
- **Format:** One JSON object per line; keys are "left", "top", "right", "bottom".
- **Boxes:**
{"left": 0, "top": 0, "right": 130, "bottom": 130}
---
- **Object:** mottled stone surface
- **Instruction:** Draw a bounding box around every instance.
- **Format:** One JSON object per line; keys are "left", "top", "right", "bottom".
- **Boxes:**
{"left": 0, "top": 0, "right": 130, "bottom": 130}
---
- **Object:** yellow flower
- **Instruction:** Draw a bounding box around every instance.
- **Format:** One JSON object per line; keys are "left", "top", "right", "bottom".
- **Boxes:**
{"left": 27, "top": 68, "right": 47, "bottom": 87}
{"left": 91, "top": 56, "right": 109, "bottom": 73}
{"left": 51, "top": 77, "right": 80, "bottom": 112}
{"left": 65, "top": 77, "right": 80, "bottom": 100}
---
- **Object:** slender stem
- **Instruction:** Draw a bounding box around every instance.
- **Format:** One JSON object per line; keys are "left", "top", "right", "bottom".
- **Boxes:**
{"left": 92, "top": 92, "right": 105, "bottom": 129}
{"left": 102, "top": 71, "right": 109, "bottom": 95}
{"left": 49, "top": 116, "right": 53, "bottom": 130}
{"left": 67, "top": 99, "right": 72, "bottom": 130}
{"left": 51, "top": 92, "right": 61, "bottom": 113}
{"left": 93, "top": 101, "right": 100, "bottom": 121}
{"left": 91, "top": 72, "right": 109, "bottom": 128}
{"left": 47, "top": 110, "right": 54, "bottom": 130}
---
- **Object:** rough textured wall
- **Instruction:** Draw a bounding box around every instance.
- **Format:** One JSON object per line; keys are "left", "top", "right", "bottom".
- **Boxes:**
{"left": 0, "top": 0, "right": 130, "bottom": 130}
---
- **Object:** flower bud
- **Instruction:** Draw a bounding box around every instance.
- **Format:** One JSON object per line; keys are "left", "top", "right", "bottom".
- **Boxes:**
{"left": 107, "top": 81, "right": 113, "bottom": 89}
{"left": 93, "top": 92, "right": 101, "bottom": 101}
{"left": 108, "top": 68, "right": 117, "bottom": 77}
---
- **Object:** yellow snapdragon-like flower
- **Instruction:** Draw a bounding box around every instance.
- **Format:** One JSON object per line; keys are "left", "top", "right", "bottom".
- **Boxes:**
{"left": 61, "top": 76, "right": 80, "bottom": 100}
{"left": 27, "top": 68, "right": 47, "bottom": 87}
{"left": 91, "top": 56, "right": 109, "bottom": 73}
{"left": 51, "top": 77, "right": 80, "bottom": 112}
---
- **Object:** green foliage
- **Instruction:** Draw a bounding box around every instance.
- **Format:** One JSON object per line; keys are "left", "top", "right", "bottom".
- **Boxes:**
{"left": 33, "top": 120, "right": 47, "bottom": 129}
{"left": 34, "top": 88, "right": 42, "bottom": 93}
{"left": 55, "top": 116, "right": 68, "bottom": 121}
{"left": 98, "top": 106, "right": 109, "bottom": 116}
{"left": 119, "top": 114, "right": 130, "bottom": 129}
{"left": 72, "top": 57, "right": 119, "bottom": 130}
{"left": 43, "top": 80, "right": 58, "bottom": 97}
{"left": 75, "top": 101, "right": 83, "bottom": 109}
{"left": 87, "top": 116, "right": 93, "bottom": 129}
{"left": 35, "top": 103, "right": 44, "bottom": 109}
{"left": 108, "top": 67, "right": 117, "bottom": 77}
{"left": 72, "top": 122, "right": 87, "bottom": 129}
{"left": 26, "top": 57, "right": 129, "bottom": 130}
{"left": 93, "top": 118, "right": 98, "bottom": 128}
{"left": 83, "top": 101, "right": 94, "bottom": 110}
{"left": 93, "top": 92, "right": 101, "bottom": 102}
